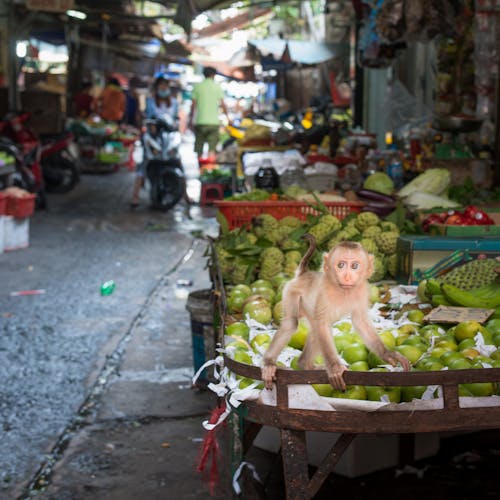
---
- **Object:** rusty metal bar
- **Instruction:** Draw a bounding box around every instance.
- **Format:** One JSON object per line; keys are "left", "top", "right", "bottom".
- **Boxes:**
{"left": 442, "top": 383, "right": 460, "bottom": 410}
{"left": 308, "top": 433, "right": 356, "bottom": 498}
{"left": 243, "top": 403, "right": 500, "bottom": 434}
{"left": 243, "top": 422, "right": 263, "bottom": 453}
{"left": 281, "top": 429, "right": 310, "bottom": 500}
{"left": 223, "top": 356, "right": 500, "bottom": 386}
{"left": 276, "top": 371, "right": 289, "bottom": 409}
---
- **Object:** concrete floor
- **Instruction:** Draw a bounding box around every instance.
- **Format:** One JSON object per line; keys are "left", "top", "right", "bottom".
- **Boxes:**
{"left": 1, "top": 139, "right": 500, "bottom": 500}
{"left": 0, "top": 140, "right": 230, "bottom": 499}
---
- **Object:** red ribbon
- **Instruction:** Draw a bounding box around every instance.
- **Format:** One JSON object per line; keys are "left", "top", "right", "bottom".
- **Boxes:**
{"left": 197, "top": 402, "right": 227, "bottom": 495}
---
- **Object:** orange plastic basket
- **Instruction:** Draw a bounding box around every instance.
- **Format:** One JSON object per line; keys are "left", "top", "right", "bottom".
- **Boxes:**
{"left": 214, "top": 200, "right": 365, "bottom": 229}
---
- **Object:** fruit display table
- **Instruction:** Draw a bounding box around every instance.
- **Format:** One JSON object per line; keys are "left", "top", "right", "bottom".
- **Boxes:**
{"left": 222, "top": 347, "right": 500, "bottom": 500}
{"left": 205, "top": 202, "right": 500, "bottom": 498}
{"left": 207, "top": 256, "right": 500, "bottom": 500}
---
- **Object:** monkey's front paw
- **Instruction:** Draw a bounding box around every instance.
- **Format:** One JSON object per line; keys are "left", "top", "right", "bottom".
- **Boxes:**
{"left": 385, "top": 351, "right": 411, "bottom": 371}
{"left": 326, "top": 363, "right": 347, "bottom": 391}
{"left": 261, "top": 364, "right": 276, "bottom": 390}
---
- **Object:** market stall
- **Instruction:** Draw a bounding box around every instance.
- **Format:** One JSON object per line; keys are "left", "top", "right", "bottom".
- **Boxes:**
{"left": 194, "top": 175, "right": 500, "bottom": 497}
{"left": 68, "top": 118, "right": 138, "bottom": 173}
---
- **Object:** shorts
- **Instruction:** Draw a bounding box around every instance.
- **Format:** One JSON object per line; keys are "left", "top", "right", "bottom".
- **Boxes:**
{"left": 194, "top": 124, "right": 219, "bottom": 156}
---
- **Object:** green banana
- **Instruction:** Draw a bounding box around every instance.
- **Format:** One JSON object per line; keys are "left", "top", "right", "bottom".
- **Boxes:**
{"left": 431, "top": 294, "right": 452, "bottom": 307}
{"left": 425, "top": 279, "right": 442, "bottom": 298}
{"left": 441, "top": 283, "right": 500, "bottom": 309}
{"left": 469, "top": 283, "right": 500, "bottom": 300}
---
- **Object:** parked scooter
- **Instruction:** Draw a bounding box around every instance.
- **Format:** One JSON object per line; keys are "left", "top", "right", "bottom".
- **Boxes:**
{"left": 40, "top": 131, "right": 80, "bottom": 193}
{"left": 142, "top": 114, "right": 185, "bottom": 211}
{"left": 0, "top": 112, "right": 79, "bottom": 195}
{"left": 0, "top": 116, "right": 47, "bottom": 208}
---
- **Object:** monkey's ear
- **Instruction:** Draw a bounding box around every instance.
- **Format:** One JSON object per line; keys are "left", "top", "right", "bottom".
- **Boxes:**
{"left": 366, "top": 253, "right": 374, "bottom": 279}
{"left": 323, "top": 253, "right": 329, "bottom": 271}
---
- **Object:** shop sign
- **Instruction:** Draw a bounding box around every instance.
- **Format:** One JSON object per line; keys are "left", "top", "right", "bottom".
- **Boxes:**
{"left": 26, "top": 0, "right": 75, "bottom": 13}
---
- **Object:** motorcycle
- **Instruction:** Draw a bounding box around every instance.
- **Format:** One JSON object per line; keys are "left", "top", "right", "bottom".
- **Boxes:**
{"left": 0, "top": 112, "right": 79, "bottom": 195}
{"left": 0, "top": 116, "right": 47, "bottom": 208}
{"left": 40, "top": 131, "right": 80, "bottom": 193}
{"left": 142, "top": 114, "right": 185, "bottom": 211}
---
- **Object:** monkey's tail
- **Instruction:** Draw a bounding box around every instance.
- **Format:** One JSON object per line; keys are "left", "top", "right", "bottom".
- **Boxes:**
{"left": 296, "top": 234, "right": 317, "bottom": 276}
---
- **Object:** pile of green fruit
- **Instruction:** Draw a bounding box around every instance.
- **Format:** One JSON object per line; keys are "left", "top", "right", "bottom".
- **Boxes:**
{"left": 224, "top": 277, "right": 500, "bottom": 401}
{"left": 214, "top": 209, "right": 403, "bottom": 287}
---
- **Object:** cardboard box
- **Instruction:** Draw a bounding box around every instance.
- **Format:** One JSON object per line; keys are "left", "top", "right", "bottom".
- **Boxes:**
{"left": 396, "top": 236, "right": 500, "bottom": 285}
{"left": 20, "top": 90, "right": 65, "bottom": 135}
{"left": 252, "top": 426, "right": 440, "bottom": 478}
{"left": 4, "top": 216, "right": 30, "bottom": 251}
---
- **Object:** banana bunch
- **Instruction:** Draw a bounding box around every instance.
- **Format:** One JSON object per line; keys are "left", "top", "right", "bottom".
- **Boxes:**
{"left": 423, "top": 278, "right": 500, "bottom": 309}
{"left": 441, "top": 283, "right": 500, "bottom": 309}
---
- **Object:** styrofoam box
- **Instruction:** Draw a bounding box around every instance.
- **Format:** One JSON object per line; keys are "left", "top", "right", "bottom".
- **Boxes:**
{"left": 253, "top": 426, "right": 440, "bottom": 478}
{"left": 4, "top": 216, "right": 30, "bottom": 251}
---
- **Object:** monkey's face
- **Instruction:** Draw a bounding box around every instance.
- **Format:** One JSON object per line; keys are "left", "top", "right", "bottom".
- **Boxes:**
{"left": 326, "top": 248, "right": 369, "bottom": 289}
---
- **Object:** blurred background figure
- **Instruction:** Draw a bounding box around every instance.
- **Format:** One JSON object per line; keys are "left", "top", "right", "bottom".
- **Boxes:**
{"left": 130, "top": 76, "right": 179, "bottom": 207}
{"left": 144, "top": 76, "right": 178, "bottom": 119}
{"left": 188, "top": 66, "right": 230, "bottom": 162}
{"left": 124, "top": 84, "right": 141, "bottom": 128}
{"left": 95, "top": 77, "right": 126, "bottom": 122}
{"left": 73, "top": 80, "right": 93, "bottom": 118}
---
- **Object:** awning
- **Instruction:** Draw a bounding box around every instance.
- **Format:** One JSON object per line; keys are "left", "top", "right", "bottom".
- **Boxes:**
{"left": 248, "top": 38, "right": 341, "bottom": 66}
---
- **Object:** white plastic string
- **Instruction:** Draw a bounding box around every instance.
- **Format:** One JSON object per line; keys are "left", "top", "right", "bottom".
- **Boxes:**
{"left": 202, "top": 405, "right": 231, "bottom": 431}
{"left": 192, "top": 355, "right": 224, "bottom": 385}
{"left": 232, "top": 461, "right": 263, "bottom": 495}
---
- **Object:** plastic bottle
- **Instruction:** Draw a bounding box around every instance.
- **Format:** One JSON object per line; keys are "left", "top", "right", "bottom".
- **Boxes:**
{"left": 100, "top": 280, "right": 116, "bottom": 296}
{"left": 387, "top": 153, "right": 404, "bottom": 189}
{"left": 254, "top": 159, "right": 280, "bottom": 191}
{"left": 384, "top": 131, "right": 404, "bottom": 189}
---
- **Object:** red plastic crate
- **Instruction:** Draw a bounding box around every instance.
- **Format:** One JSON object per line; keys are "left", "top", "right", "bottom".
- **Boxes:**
{"left": 214, "top": 200, "right": 365, "bottom": 229}
{"left": 6, "top": 194, "right": 36, "bottom": 218}
{"left": 0, "top": 192, "right": 6, "bottom": 215}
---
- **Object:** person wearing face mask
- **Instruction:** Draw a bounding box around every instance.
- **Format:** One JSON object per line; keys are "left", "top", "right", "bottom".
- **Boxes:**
{"left": 130, "top": 76, "right": 180, "bottom": 207}
{"left": 144, "top": 76, "right": 178, "bottom": 120}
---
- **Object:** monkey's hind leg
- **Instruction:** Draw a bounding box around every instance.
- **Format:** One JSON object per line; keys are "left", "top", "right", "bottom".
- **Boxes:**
{"left": 297, "top": 329, "right": 320, "bottom": 370}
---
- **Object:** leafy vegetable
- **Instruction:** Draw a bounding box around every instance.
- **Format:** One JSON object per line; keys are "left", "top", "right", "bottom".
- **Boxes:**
{"left": 362, "top": 172, "right": 394, "bottom": 195}
{"left": 403, "top": 191, "right": 460, "bottom": 210}
{"left": 397, "top": 168, "right": 450, "bottom": 198}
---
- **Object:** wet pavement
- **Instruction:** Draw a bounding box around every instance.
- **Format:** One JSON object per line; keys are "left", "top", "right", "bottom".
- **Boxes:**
{"left": 1, "top": 138, "right": 500, "bottom": 499}
{"left": 0, "top": 140, "right": 226, "bottom": 499}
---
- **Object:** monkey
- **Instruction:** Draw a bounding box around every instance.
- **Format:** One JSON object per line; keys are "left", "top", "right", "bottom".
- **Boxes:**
{"left": 262, "top": 235, "right": 411, "bottom": 391}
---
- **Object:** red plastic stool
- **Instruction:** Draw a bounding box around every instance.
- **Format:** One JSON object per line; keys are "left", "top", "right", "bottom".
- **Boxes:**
{"left": 200, "top": 183, "right": 224, "bottom": 206}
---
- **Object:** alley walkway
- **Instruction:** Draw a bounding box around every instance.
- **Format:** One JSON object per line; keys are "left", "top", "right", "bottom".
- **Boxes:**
{"left": 1, "top": 147, "right": 227, "bottom": 499}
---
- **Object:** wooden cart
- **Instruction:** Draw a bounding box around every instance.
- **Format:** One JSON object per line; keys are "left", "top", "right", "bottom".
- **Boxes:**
{"left": 223, "top": 357, "right": 500, "bottom": 500}
{"left": 207, "top": 241, "right": 500, "bottom": 499}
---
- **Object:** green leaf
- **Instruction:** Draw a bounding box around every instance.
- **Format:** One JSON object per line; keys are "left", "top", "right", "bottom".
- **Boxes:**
{"left": 384, "top": 201, "right": 407, "bottom": 230}
{"left": 216, "top": 211, "right": 230, "bottom": 235}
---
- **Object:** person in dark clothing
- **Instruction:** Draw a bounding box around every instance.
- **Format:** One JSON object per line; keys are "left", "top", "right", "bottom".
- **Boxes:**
{"left": 73, "top": 81, "right": 93, "bottom": 118}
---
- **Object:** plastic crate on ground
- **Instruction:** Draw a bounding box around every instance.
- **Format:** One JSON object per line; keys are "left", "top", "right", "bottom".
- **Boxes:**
{"left": 214, "top": 200, "right": 365, "bottom": 229}
{"left": 6, "top": 194, "right": 36, "bottom": 218}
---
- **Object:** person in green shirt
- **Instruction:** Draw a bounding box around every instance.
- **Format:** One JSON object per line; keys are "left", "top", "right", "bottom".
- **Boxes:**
{"left": 188, "top": 66, "right": 230, "bottom": 161}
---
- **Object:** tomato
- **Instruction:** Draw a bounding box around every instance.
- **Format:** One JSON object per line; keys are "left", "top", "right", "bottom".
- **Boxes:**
{"left": 445, "top": 214, "right": 465, "bottom": 225}
{"left": 463, "top": 205, "right": 479, "bottom": 219}
{"left": 423, "top": 214, "right": 444, "bottom": 231}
